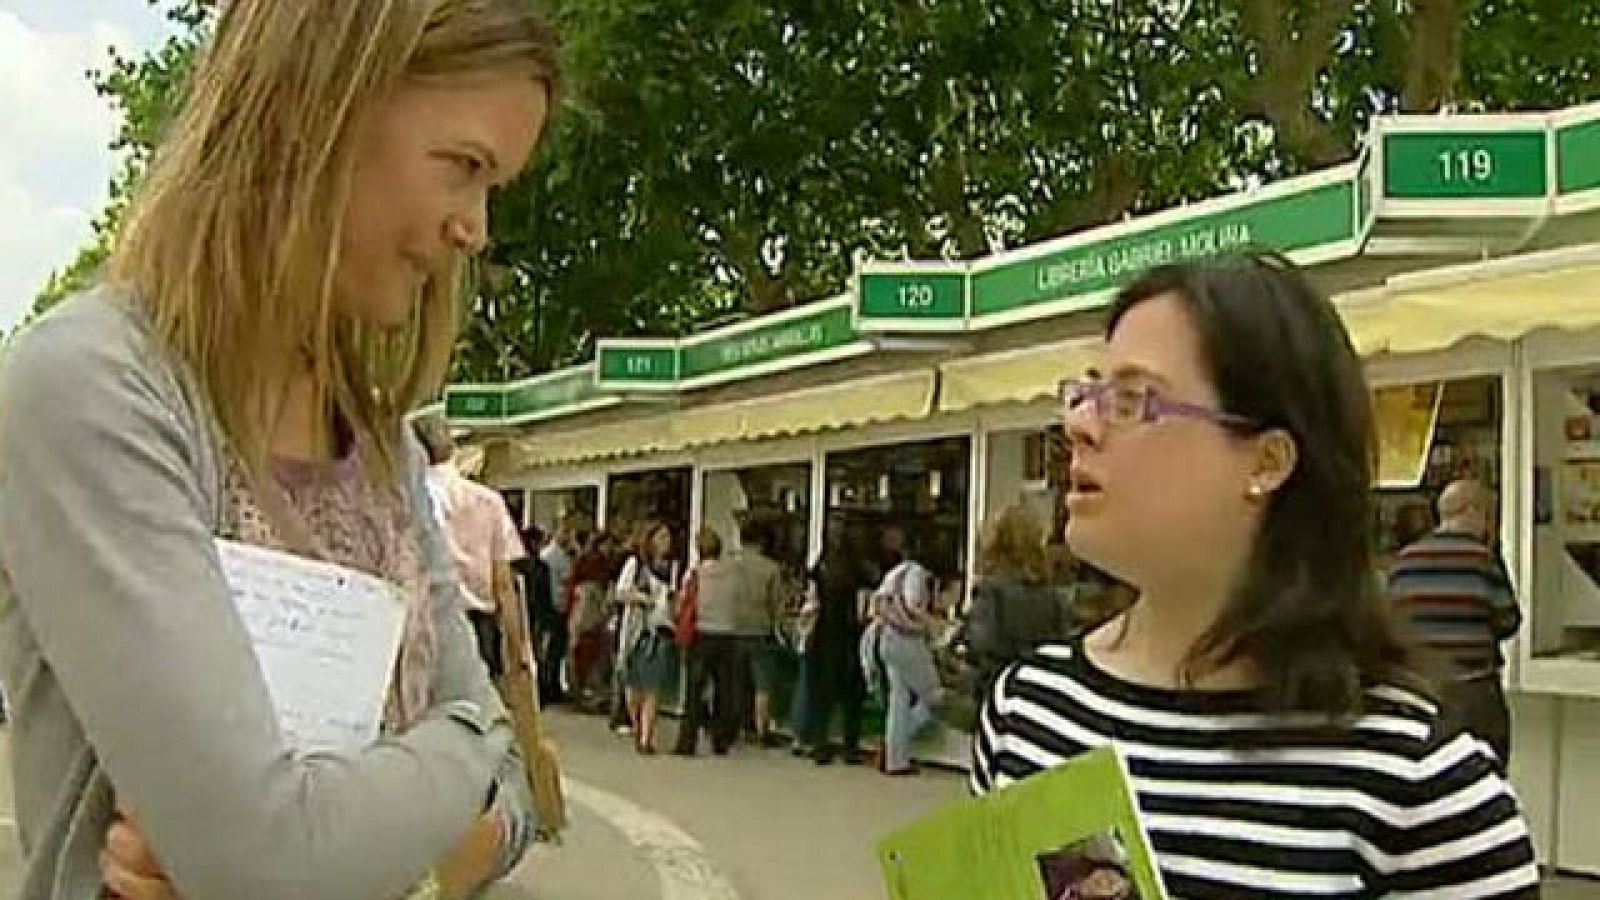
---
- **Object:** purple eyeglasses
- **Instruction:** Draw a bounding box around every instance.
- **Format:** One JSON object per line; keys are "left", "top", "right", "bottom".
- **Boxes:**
{"left": 1058, "top": 377, "right": 1257, "bottom": 431}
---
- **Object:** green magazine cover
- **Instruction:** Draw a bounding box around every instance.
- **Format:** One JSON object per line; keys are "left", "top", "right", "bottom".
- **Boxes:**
{"left": 878, "top": 746, "right": 1169, "bottom": 900}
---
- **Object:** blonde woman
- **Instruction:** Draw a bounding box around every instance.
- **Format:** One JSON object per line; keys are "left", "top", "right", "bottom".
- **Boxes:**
{"left": 965, "top": 504, "right": 1071, "bottom": 699}
{"left": 0, "top": 1, "right": 558, "bottom": 897}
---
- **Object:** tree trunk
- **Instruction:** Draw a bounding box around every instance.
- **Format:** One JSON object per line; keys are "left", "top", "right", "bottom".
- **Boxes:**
{"left": 1400, "top": 0, "right": 1464, "bottom": 112}
{"left": 1241, "top": 0, "right": 1356, "bottom": 167}
{"left": 1033, "top": 153, "right": 1143, "bottom": 243}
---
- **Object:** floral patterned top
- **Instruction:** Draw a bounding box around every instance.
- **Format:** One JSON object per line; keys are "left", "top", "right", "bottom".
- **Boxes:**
{"left": 222, "top": 448, "right": 437, "bottom": 734}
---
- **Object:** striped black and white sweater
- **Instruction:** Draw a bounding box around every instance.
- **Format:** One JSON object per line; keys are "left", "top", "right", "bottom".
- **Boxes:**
{"left": 971, "top": 641, "right": 1540, "bottom": 899}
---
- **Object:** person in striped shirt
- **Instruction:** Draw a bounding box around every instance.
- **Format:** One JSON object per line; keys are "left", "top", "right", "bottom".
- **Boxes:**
{"left": 974, "top": 255, "right": 1538, "bottom": 898}
{"left": 1388, "top": 480, "right": 1521, "bottom": 772}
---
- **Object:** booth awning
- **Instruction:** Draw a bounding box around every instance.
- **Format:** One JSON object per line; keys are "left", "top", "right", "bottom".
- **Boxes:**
{"left": 726, "top": 369, "right": 935, "bottom": 443}
{"left": 1343, "top": 246, "right": 1600, "bottom": 357}
{"left": 938, "top": 246, "right": 1600, "bottom": 415}
{"left": 511, "top": 416, "right": 674, "bottom": 470}
{"left": 509, "top": 370, "right": 935, "bottom": 469}
{"left": 937, "top": 338, "right": 1104, "bottom": 414}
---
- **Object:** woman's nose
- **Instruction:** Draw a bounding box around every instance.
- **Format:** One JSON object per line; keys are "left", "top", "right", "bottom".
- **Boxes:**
{"left": 1064, "top": 396, "right": 1103, "bottom": 451}
{"left": 446, "top": 203, "right": 489, "bottom": 256}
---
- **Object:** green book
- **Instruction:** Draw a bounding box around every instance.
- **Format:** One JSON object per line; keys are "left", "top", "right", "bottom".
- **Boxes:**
{"left": 878, "top": 746, "right": 1169, "bottom": 900}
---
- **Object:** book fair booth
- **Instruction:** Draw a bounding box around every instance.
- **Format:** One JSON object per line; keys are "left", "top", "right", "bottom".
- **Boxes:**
{"left": 441, "top": 104, "right": 1600, "bottom": 877}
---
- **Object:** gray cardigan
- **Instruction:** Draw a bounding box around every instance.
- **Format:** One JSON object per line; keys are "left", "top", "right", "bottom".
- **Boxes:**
{"left": 0, "top": 290, "right": 534, "bottom": 899}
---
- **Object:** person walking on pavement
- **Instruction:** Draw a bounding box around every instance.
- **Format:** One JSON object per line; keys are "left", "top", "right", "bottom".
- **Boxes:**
{"left": 800, "top": 525, "right": 870, "bottom": 766}
{"left": 535, "top": 517, "right": 579, "bottom": 703}
{"left": 511, "top": 525, "right": 555, "bottom": 684}
{"left": 608, "top": 523, "right": 653, "bottom": 734}
{"left": 736, "top": 518, "right": 789, "bottom": 748}
{"left": 675, "top": 527, "right": 744, "bottom": 755}
{"left": 1388, "top": 479, "right": 1522, "bottom": 771}
{"left": 0, "top": 2, "right": 557, "bottom": 895}
{"left": 418, "top": 418, "right": 529, "bottom": 683}
{"left": 617, "top": 523, "right": 680, "bottom": 754}
{"left": 568, "top": 531, "right": 618, "bottom": 711}
{"left": 867, "top": 531, "right": 943, "bottom": 777}
{"left": 966, "top": 504, "right": 1071, "bottom": 703}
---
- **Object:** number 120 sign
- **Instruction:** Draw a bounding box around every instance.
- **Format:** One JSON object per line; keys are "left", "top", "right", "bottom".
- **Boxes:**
{"left": 897, "top": 283, "right": 936, "bottom": 310}
{"left": 858, "top": 269, "right": 965, "bottom": 323}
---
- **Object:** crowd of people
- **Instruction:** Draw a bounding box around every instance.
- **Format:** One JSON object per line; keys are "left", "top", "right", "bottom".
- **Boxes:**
{"left": 454, "top": 492, "right": 1109, "bottom": 778}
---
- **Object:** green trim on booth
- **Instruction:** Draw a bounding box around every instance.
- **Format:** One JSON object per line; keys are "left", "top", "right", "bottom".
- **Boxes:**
{"left": 447, "top": 102, "right": 1600, "bottom": 430}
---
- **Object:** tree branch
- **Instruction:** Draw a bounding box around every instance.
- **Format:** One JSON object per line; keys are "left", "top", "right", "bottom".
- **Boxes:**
{"left": 1241, "top": 0, "right": 1357, "bottom": 166}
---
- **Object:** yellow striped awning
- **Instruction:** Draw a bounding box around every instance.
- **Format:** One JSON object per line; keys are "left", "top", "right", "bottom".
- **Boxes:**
{"left": 509, "top": 370, "right": 936, "bottom": 469}
{"left": 937, "top": 338, "right": 1104, "bottom": 414}
{"left": 1343, "top": 257, "right": 1600, "bottom": 358}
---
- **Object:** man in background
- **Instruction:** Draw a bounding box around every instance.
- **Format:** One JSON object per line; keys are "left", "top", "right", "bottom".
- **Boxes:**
{"left": 736, "top": 517, "right": 788, "bottom": 748}
{"left": 414, "top": 416, "right": 527, "bottom": 681}
{"left": 536, "top": 516, "right": 582, "bottom": 703}
{"left": 1389, "top": 479, "right": 1522, "bottom": 772}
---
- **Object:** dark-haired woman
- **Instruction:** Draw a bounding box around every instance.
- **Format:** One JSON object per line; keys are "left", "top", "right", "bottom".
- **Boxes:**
{"left": 973, "top": 256, "right": 1538, "bottom": 897}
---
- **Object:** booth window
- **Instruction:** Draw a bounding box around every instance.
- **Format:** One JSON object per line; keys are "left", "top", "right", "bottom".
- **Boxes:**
{"left": 700, "top": 463, "right": 812, "bottom": 575}
{"left": 607, "top": 467, "right": 693, "bottom": 564}
{"left": 527, "top": 486, "right": 598, "bottom": 536}
{"left": 1372, "top": 377, "right": 1504, "bottom": 569}
{"left": 1531, "top": 366, "right": 1600, "bottom": 661}
{"left": 824, "top": 437, "right": 971, "bottom": 597}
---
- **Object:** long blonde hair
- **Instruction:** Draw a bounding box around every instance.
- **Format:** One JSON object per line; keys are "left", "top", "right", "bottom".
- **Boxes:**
{"left": 978, "top": 503, "right": 1052, "bottom": 584}
{"left": 108, "top": 0, "right": 559, "bottom": 485}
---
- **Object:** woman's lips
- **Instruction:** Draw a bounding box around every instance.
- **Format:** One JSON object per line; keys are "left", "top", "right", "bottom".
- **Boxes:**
{"left": 1067, "top": 467, "right": 1104, "bottom": 510}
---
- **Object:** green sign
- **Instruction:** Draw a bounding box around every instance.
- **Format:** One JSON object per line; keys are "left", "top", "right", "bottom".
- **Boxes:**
{"left": 858, "top": 269, "right": 966, "bottom": 322}
{"left": 446, "top": 368, "right": 615, "bottom": 423}
{"left": 1383, "top": 130, "right": 1548, "bottom": 200}
{"left": 446, "top": 386, "right": 508, "bottom": 421}
{"left": 681, "top": 303, "right": 858, "bottom": 381}
{"left": 1559, "top": 117, "right": 1600, "bottom": 196}
{"left": 971, "top": 179, "right": 1356, "bottom": 319}
{"left": 597, "top": 343, "right": 678, "bottom": 385}
{"left": 504, "top": 367, "right": 607, "bottom": 419}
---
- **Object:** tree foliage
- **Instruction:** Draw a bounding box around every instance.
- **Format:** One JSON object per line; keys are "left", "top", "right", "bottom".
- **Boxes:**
{"left": 24, "top": 1, "right": 209, "bottom": 327}
{"left": 27, "top": 0, "right": 1600, "bottom": 378}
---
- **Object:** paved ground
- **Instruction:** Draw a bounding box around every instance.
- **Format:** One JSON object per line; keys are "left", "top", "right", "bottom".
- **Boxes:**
{"left": 6, "top": 714, "right": 1600, "bottom": 898}
{"left": 0, "top": 712, "right": 963, "bottom": 899}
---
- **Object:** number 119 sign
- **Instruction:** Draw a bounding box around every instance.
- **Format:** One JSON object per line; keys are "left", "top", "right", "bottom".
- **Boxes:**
{"left": 1383, "top": 129, "right": 1548, "bottom": 201}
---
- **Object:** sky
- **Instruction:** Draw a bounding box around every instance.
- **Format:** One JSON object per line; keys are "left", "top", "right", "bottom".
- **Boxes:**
{"left": 0, "top": 0, "right": 178, "bottom": 332}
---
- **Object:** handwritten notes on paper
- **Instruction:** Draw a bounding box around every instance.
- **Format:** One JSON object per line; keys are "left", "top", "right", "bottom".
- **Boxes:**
{"left": 216, "top": 540, "right": 407, "bottom": 756}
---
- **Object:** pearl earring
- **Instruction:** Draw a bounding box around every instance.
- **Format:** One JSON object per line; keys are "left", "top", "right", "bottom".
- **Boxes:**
{"left": 1247, "top": 484, "right": 1266, "bottom": 500}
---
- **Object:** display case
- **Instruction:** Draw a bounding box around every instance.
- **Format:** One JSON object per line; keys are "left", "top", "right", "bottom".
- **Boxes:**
{"left": 1518, "top": 328, "right": 1600, "bottom": 699}
{"left": 1529, "top": 359, "right": 1600, "bottom": 665}
{"left": 605, "top": 466, "right": 693, "bottom": 561}
{"left": 700, "top": 462, "right": 813, "bottom": 574}
{"left": 1371, "top": 375, "right": 1506, "bottom": 567}
{"left": 527, "top": 484, "right": 599, "bottom": 534}
{"left": 824, "top": 436, "right": 972, "bottom": 592}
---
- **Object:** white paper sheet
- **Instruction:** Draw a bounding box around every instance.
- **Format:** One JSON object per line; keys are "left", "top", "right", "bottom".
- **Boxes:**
{"left": 216, "top": 540, "right": 407, "bottom": 756}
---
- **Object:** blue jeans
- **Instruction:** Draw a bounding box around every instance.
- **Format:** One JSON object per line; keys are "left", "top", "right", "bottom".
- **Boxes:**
{"left": 879, "top": 630, "right": 939, "bottom": 772}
